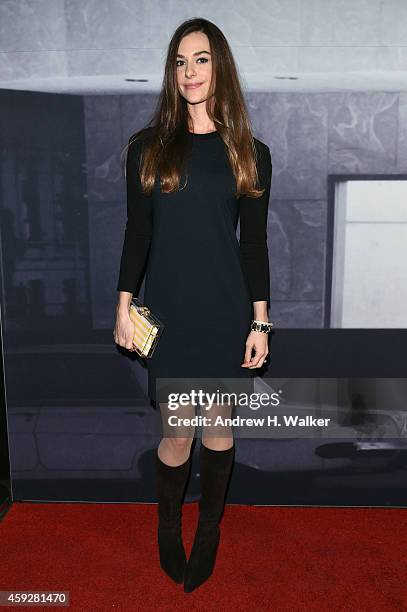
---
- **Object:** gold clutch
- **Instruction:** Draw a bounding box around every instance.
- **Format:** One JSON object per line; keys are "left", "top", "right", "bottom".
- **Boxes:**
{"left": 128, "top": 297, "right": 165, "bottom": 358}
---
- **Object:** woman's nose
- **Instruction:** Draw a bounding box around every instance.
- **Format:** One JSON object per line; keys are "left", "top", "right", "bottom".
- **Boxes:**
{"left": 185, "top": 65, "right": 196, "bottom": 78}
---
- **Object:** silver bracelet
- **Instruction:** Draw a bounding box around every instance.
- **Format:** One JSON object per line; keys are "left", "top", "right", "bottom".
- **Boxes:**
{"left": 251, "top": 319, "right": 274, "bottom": 333}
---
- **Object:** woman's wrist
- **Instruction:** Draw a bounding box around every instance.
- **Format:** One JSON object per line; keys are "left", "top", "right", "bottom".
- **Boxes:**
{"left": 253, "top": 300, "right": 268, "bottom": 323}
{"left": 117, "top": 291, "right": 133, "bottom": 315}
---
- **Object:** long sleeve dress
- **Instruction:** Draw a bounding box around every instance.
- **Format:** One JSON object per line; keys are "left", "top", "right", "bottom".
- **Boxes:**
{"left": 117, "top": 127, "right": 272, "bottom": 406}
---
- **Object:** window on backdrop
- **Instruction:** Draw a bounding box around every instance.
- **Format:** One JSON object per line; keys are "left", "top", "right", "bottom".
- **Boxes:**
{"left": 330, "top": 180, "right": 407, "bottom": 328}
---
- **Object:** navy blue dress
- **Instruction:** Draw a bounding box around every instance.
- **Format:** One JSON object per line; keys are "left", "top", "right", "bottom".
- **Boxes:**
{"left": 117, "top": 127, "right": 272, "bottom": 405}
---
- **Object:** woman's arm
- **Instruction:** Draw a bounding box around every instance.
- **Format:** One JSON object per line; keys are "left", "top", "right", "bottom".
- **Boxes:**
{"left": 115, "top": 134, "right": 153, "bottom": 350}
{"left": 116, "top": 134, "right": 153, "bottom": 300}
{"left": 239, "top": 142, "right": 272, "bottom": 368}
{"left": 239, "top": 142, "right": 272, "bottom": 306}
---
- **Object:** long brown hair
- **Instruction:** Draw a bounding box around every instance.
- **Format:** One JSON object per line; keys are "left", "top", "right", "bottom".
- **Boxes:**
{"left": 122, "top": 17, "right": 266, "bottom": 199}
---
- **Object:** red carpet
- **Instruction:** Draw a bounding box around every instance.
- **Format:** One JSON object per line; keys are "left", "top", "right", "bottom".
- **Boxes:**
{"left": 1, "top": 502, "right": 406, "bottom": 611}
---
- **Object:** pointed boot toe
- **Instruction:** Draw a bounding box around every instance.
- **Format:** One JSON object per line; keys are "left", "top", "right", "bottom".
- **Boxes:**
{"left": 183, "top": 522, "right": 220, "bottom": 592}
{"left": 158, "top": 525, "right": 187, "bottom": 583}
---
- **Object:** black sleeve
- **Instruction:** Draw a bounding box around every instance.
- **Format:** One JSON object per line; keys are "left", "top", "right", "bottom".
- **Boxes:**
{"left": 116, "top": 135, "right": 153, "bottom": 295}
{"left": 239, "top": 142, "right": 272, "bottom": 303}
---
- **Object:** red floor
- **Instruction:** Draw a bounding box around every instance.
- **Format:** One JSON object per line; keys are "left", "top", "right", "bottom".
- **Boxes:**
{"left": 1, "top": 502, "right": 407, "bottom": 611}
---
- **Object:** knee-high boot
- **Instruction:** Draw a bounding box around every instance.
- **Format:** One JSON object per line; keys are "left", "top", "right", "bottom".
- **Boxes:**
{"left": 183, "top": 442, "right": 235, "bottom": 593}
{"left": 155, "top": 450, "right": 191, "bottom": 584}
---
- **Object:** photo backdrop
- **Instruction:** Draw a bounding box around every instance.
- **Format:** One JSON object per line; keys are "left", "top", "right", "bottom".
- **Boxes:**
{"left": 1, "top": 0, "right": 406, "bottom": 506}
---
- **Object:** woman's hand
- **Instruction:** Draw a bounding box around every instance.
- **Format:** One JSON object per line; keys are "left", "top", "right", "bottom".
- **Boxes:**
{"left": 241, "top": 330, "right": 269, "bottom": 369}
{"left": 113, "top": 304, "right": 136, "bottom": 352}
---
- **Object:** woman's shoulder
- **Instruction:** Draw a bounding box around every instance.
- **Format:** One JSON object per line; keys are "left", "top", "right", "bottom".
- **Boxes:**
{"left": 128, "top": 126, "right": 154, "bottom": 148}
{"left": 252, "top": 136, "right": 272, "bottom": 173}
{"left": 252, "top": 136, "right": 271, "bottom": 155}
{"left": 125, "top": 127, "right": 155, "bottom": 168}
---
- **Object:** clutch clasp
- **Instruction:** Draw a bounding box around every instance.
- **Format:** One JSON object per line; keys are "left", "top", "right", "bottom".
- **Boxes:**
{"left": 138, "top": 306, "right": 150, "bottom": 316}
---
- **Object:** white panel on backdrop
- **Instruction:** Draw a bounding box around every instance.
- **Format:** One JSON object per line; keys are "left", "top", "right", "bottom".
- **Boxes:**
{"left": 331, "top": 180, "right": 407, "bottom": 328}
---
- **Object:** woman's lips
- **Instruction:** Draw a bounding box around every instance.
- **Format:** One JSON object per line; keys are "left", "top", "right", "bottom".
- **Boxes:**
{"left": 185, "top": 83, "right": 202, "bottom": 89}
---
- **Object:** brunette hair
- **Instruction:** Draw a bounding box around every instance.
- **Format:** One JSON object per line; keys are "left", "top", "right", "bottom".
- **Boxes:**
{"left": 122, "top": 17, "right": 266, "bottom": 199}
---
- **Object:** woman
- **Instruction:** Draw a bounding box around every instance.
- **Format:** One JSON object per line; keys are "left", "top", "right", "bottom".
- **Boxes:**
{"left": 114, "top": 17, "right": 273, "bottom": 592}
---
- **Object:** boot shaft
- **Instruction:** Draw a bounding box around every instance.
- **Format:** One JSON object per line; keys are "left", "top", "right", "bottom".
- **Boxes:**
{"left": 198, "top": 443, "right": 235, "bottom": 524}
{"left": 155, "top": 451, "right": 191, "bottom": 526}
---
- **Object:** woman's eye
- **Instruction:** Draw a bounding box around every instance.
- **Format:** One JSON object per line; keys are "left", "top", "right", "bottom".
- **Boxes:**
{"left": 176, "top": 57, "right": 208, "bottom": 67}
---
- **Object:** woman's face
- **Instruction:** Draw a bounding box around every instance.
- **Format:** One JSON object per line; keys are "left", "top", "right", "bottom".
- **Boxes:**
{"left": 176, "top": 31, "right": 213, "bottom": 104}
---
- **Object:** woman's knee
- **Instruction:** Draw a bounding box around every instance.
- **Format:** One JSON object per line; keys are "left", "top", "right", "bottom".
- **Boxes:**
{"left": 202, "top": 436, "right": 234, "bottom": 451}
{"left": 165, "top": 436, "right": 194, "bottom": 451}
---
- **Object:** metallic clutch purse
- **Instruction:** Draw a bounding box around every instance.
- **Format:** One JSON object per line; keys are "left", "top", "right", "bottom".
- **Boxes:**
{"left": 128, "top": 296, "right": 165, "bottom": 358}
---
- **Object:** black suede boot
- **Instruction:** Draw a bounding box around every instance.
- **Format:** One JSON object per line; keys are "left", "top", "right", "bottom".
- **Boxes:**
{"left": 183, "top": 442, "right": 235, "bottom": 593}
{"left": 155, "top": 450, "right": 191, "bottom": 584}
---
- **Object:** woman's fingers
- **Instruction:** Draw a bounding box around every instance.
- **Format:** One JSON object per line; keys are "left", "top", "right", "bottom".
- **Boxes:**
{"left": 242, "top": 341, "right": 253, "bottom": 365}
{"left": 117, "top": 335, "right": 135, "bottom": 351}
{"left": 242, "top": 333, "right": 269, "bottom": 369}
{"left": 253, "top": 349, "right": 269, "bottom": 369}
{"left": 123, "top": 327, "right": 135, "bottom": 350}
{"left": 113, "top": 317, "right": 136, "bottom": 352}
{"left": 248, "top": 348, "right": 268, "bottom": 368}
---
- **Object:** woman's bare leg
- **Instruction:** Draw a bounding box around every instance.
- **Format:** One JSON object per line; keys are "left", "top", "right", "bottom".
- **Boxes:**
{"left": 200, "top": 401, "right": 234, "bottom": 450}
{"left": 157, "top": 401, "right": 196, "bottom": 465}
